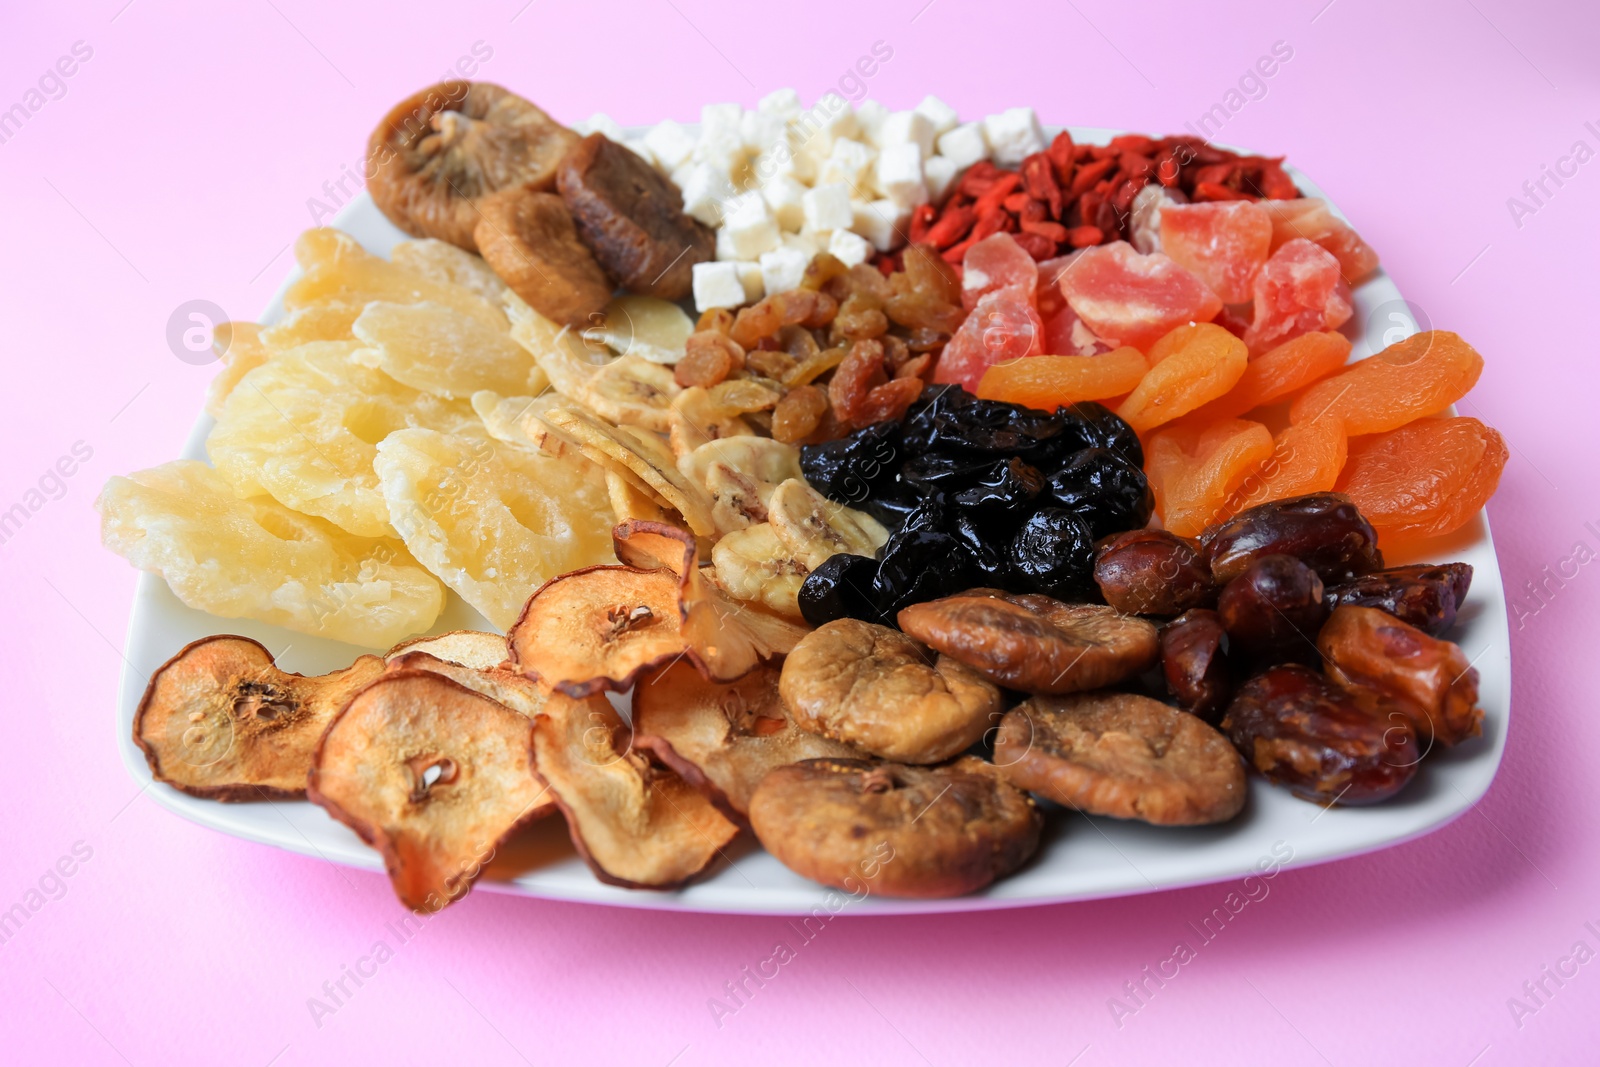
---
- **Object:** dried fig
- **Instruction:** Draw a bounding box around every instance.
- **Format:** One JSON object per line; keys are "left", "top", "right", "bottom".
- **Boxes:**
{"left": 994, "top": 692, "right": 1246, "bottom": 825}
{"left": 557, "top": 133, "right": 715, "bottom": 301}
{"left": 898, "top": 592, "right": 1159, "bottom": 695}
{"left": 367, "top": 81, "right": 578, "bottom": 251}
{"left": 633, "top": 661, "right": 862, "bottom": 819}
{"left": 1318, "top": 605, "right": 1483, "bottom": 746}
{"left": 1323, "top": 563, "right": 1473, "bottom": 636}
{"left": 474, "top": 188, "right": 613, "bottom": 328}
{"left": 778, "top": 619, "right": 1002, "bottom": 764}
{"left": 307, "top": 670, "right": 553, "bottom": 912}
{"left": 748, "top": 757, "right": 1042, "bottom": 898}
{"left": 1160, "top": 609, "right": 1232, "bottom": 724}
{"left": 1094, "top": 530, "right": 1215, "bottom": 616}
{"left": 135, "top": 636, "right": 385, "bottom": 800}
{"left": 1202, "top": 492, "right": 1383, "bottom": 585}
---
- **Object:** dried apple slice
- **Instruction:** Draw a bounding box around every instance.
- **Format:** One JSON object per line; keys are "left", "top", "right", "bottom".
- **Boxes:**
{"left": 508, "top": 565, "right": 687, "bottom": 696}
{"left": 385, "top": 651, "right": 546, "bottom": 719}
{"left": 534, "top": 688, "right": 739, "bottom": 888}
{"left": 385, "top": 630, "right": 508, "bottom": 671}
{"left": 308, "top": 669, "right": 552, "bottom": 912}
{"left": 633, "top": 661, "right": 863, "bottom": 819}
{"left": 135, "top": 636, "right": 385, "bottom": 800}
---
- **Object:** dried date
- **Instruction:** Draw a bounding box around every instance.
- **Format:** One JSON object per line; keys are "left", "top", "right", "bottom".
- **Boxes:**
{"left": 1202, "top": 492, "right": 1383, "bottom": 585}
{"left": 1216, "top": 555, "right": 1326, "bottom": 665}
{"left": 1323, "top": 563, "right": 1473, "bottom": 637}
{"left": 1094, "top": 530, "right": 1214, "bottom": 616}
{"left": 1160, "top": 609, "right": 1232, "bottom": 724}
{"left": 1317, "top": 605, "right": 1483, "bottom": 747}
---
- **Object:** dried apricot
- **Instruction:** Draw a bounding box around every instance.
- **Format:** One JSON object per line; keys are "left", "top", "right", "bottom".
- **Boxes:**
{"left": 1146, "top": 419, "right": 1275, "bottom": 536}
{"left": 1116, "top": 324, "right": 1247, "bottom": 434}
{"left": 1336, "top": 417, "right": 1507, "bottom": 543}
{"left": 975, "top": 347, "right": 1147, "bottom": 409}
{"left": 1186, "top": 331, "right": 1352, "bottom": 423}
{"left": 1291, "top": 331, "right": 1484, "bottom": 434}
{"left": 1237, "top": 416, "right": 1348, "bottom": 507}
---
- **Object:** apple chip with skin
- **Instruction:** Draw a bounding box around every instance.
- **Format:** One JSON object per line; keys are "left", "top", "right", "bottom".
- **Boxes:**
{"left": 384, "top": 650, "right": 547, "bottom": 720}
{"left": 307, "top": 670, "right": 553, "bottom": 912}
{"left": 533, "top": 687, "right": 739, "bottom": 888}
{"left": 135, "top": 635, "right": 386, "bottom": 801}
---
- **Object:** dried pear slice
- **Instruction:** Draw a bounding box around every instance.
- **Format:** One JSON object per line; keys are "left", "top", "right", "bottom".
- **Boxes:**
{"left": 135, "top": 636, "right": 386, "bottom": 800}
{"left": 633, "top": 661, "right": 862, "bottom": 818}
{"left": 766, "top": 478, "right": 889, "bottom": 570}
{"left": 590, "top": 294, "right": 694, "bottom": 364}
{"left": 384, "top": 651, "right": 546, "bottom": 719}
{"left": 308, "top": 670, "right": 552, "bottom": 912}
{"left": 366, "top": 81, "right": 578, "bottom": 252}
{"left": 541, "top": 407, "right": 714, "bottom": 535}
{"left": 204, "top": 322, "right": 271, "bottom": 419}
{"left": 385, "top": 630, "right": 508, "bottom": 671}
{"left": 285, "top": 228, "right": 507, "bottom": 330}
{"left": 352, "top": 301, "right": 536, "bottom": 399}
{"left": 711, "top": 524, "right": 808, "bottom": 616}
{"left": 534, "top": 688, "right": 739, "bottom": 888}
{"left": 391, "top": 237, "right": 511, "bottom": 305}
{"left": 508, "top": 565, "right": 687, "bottom": 696}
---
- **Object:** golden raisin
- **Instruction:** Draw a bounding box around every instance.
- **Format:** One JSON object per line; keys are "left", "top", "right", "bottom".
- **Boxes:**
{"left": 828, "top": 339, "right": 889, "bottom": 427}
{"left": 772, "top": 385, "right": 830, "bottom": 443}
{"left": 675, "top": 332, "right": 744, "bottom": 388}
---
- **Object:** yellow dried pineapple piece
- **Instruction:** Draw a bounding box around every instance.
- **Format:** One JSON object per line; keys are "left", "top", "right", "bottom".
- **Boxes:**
{"left": 97, "top": 460, "right": 443, "bottom": 648}
{"left": 259, "top": 300, "right": 364, "bottom": 351}
{"left": 374, "top": 429, "right": 616, "bottom": 630}
{"left": 285, "top": 229, "right": 505, "bottom": 331}
{"left": 207, "top": 341, "right": 475, "bottom": 538}
{"left": 390, "top": 238, "right": 510, "bottom": 306}
{"left": 204, "top": 322, "right": 271, "bottom": 419}
{"left": 352, "top": 301, "right": 535, "bottom": 399}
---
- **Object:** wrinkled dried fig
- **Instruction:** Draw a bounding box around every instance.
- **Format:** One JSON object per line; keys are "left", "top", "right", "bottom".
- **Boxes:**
{"left": 135, "top": 636, "right": 385, "bottom": 800}
{"left": 748, "top": 757, "right": 1041, "bottom": 898}
{"left": 1318, "top": 605, "right": 1483, "bottom": 746}
{"left": 475, "top": 188, "right": 614, "bottom": 327}
{"left": 994, "top": 692, "right": 1246, "bottom": 825}
{"left": 367, "top": 81, "right": 577, "bottom": 251}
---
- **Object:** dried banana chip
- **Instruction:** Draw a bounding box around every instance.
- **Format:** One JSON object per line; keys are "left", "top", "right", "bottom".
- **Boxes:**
{"left": 508, "top": 565, "right": 688, "bottom": 696}
{"left": 678, "top": 436, "right": 802, "bottom": 535}
{"left": 540, "top": 407, "right": 715, "bottom": 536}
{"left": 511, "top": 301, "right": 681, "bottom": 432}
{"left": 287, "top": 228, "right": 506, "bottom": 331}
{"left": 374, "top": 428, "right": 615, "bottom": 630}
{"left": 204, "top": 321, "right": 271, "bottom": 419}
{"left": 605, "top": 468, "right": 671, "bottom": 525}
{"left": 470, "top": 390, "right": 573, "bottom": 459}
{"left": 588, "top": 294, "right": 693, "bottom": 364}
{"left": 667, "top": 387, "right": 755, "bottom": 457}
{"left": 765, "top": 478, "right": 889, "bottom": 570}
{"left": 352, "top": 301, "right": 536, "bottom": 399}
{"left": 98, "top": 460, "right": 443, "bottom": 647}
{"left": 711, "top": 523, "right": 808, "bottom": 616}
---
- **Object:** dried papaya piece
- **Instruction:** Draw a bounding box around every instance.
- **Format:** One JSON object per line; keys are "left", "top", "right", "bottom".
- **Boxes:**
{"left": 1336, "top": 417, "right": 1507, "bottom": 543}
{"left": 1116, "top": 324, "right": 1247, "bottom": 434}
{"left": 1290, "top": 331, "right": 1483, "bottom": 434}
{"left": 975, "top": 347, "right": 1147, "bottom": 409}
{"left": 1186, "top": 331, "right": 1351, "bottom": 423}
{"left": 1148, "top": 418, "right": 1275, "bottom": 536}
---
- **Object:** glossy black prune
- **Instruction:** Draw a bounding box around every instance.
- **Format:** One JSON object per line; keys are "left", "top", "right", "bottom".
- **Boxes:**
{"left": 799, "top": 420, "right": 903, "bottom": 504}
{"left": 1324, "top": 563, "right": 1474, "bottom": 636}
{"left": 952, "top": 457, "right": 1045, "bottom": 526}
{"left": 1202, "top": 492, "right": 1384, "bottom": 585}
{"left": 1216, "top": 554, "right": 1327, "bottom": 665}
{"left": 871, "top": 528, "right": 975, "bottom": 617}
{"left": 950, "top": 510, "right": 1013, "bottom": 584}
{"left": 1045, "top": 448, "right": 1153, "bottom": 539}
{"left": 901, "top": 384, "right": 1065, "bottom": 457}
{"left": 1008, "top": 508, "right": 1096, "bottom": 600}
{"left": 899, "top": 451, "right": 1002, "bottom": 496}
{"left": 798, "top": 553, "right": 880, "bottom": 627}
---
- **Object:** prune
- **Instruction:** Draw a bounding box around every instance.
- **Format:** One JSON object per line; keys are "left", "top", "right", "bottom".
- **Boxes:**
{"left": 1045, "top": 448, "right": 1153, "bottom": 539}
{"left": 1324, "top": 563, "right": 1473, "bottom": 636}
{"left": 1216, "top": 555, "right": 1327, "bottom": 664}
{"left": 1221, "top": 665, "right": 1419, "bottom": 805}
{"left": 872, "top": 527, "right": 975, "bottom": 617}
{"left": 1160, "top": 609, "right": 1232, "bottom": 724}
{"left": 857, "top": 482, "right": 924, "bottom": 533}
{"left": 1318, "top": 605, "right": 1483, "bottom": 746}
{"left": 901, "top": 384, "right": 1065, "bottom": 457}
{"left": 953, "top": 457, "right": 1046, "bottom": 526}
{"left": 1043, "top": 401, "right": 1145, "bottom": 468}
{"left": 1202, "top": 492, "right": 1383, "bottom": 585}
{"left": 799, "top": 421, "right": 903, "bottom": 504}
{"left": 1094, "top": 530, "right": 1215, "bottom": 616}
{"left": 797, "top": 553, "right": 880, "bottom": 627}
{"left": 899, "top": 451, "right": 1001, "bottom": 495}
{"left": 950, "top": 511, "right": 1012, "bottom": 584}
{"left": 1009, "top": 508, "right": 1096, "bottom": 599}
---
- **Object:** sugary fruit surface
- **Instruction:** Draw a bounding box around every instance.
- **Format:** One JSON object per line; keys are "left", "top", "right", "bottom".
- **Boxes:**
{"left": 1187, "top": 331, "right": 1351, "bottom": 423}
{"left": 207, "top": 342, "right": 476, "bottom": 538}
{"left": 1158, "top": 201, "right": 1273, "bottom": 304}
{"left": 374, "top": 428, "right": 616, "bottom": 630}
{"left": 962, "top": 233, "right": 1039, "bottom": 311}
{"left": 1147, "top": 418, "right": 1275, "bottom": 536}
{"left": 976, "top": 347, "right": 1147, "bottom": 409}
{"left": 258, "top": 301, "right": 365, "bottom": 351}
{"left": 1241, "top": 238, "right": 1352, "bottom": 355}
{"left": 1058, "top": 241, "right": 1224, "bottom": 352}
{"left": 1116, "top": 324, "right": 1247, "bottom": 434}
{"left": 97, "top": 460, "right": 443, "bottom": 648}
{"left": 204, "top": 322, "right": 271, "bottom": 419}
{"left": 1337, "top": 417, "right": 1507, "bottom": 543}
{"left": 1259, "top": 199, "right": 1380, "bottom": 283}
{"left": 933, "top": 291, "right": 1044, "bottom": 393}
{"left": 389, "top": 237, "right": 512, "bottom": 305}
{"left": 353, "top": 301, "right": 536, "bottom": 399}
{"left": 285, "top": 229, "right": 507, "bottom": 332}
{"left": 1291, "top": 330, "right": 1483, "bottom": 435}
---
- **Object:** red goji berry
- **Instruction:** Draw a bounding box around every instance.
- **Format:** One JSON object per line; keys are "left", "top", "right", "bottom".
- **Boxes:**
{"left": 1019, "top": 218, "right": 1070, "bottom": 244}
{"left": 907, "top": 203, "right": 937, "bottom": 243}
{"left": 1068, "top": 157, "right": 1116, "bottom": 199}
{"left": 970, "top": 209, "right": 1010, "bottom": 242}
{"left": 1066, "top": 225, "right": 1104, "bottom": 247}
{"left": 925, "top": 204, "right": 975, "bottom": 249}
{"left": 1021, "top": 153, "right": 1064, "bottom": 217}
{"left": 1047, "top": 131, "right": 1076, "bottom": 186}
{"left": 1109, "top": 133, "right": 1156, "bottom": 154}
{"left": 1192, "top": 181, "right": 1253, "bottom": 202}
{"left": 957, "top": 161, "right": 1003, "bottom": 198}
{"left": 972, "top": 172, "right": 1022, "bottom": 218}
{"left": 1002, "top": 191, "right": 1030, "bottom": 214}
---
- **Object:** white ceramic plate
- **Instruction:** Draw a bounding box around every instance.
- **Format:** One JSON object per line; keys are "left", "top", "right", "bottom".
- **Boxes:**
{"left": 114, "top": 127, "right": 1510, "bottom": 915}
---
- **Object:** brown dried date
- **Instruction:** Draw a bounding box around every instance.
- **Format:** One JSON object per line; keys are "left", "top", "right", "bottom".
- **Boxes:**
{"left": 1216, "top": 554, "right": 1326, "bottom": 665}
{"left": 1221, "top": 665, "right": 1419, "bottom": 805}
{"left": 1317, "top": 605, "right": 1483, "bottom": 746}
{"left": 1202, "top": 492, "right": 1383, "bottom": 585}
{"left": 1160, "top": 609, "right": 1232, "bottom": 724}
{"left": 1324, "top": 563, "right": 1473, "bottom": 637}
{"left": 1094, "top": 530, "right": 1215, "bottom": 616}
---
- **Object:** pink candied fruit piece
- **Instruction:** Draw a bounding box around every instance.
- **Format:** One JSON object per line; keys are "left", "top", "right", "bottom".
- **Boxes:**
{"left": 1057, "top": 240, "right": 1224, "bottom": 352}
{"left": 1241, "top": 238, "right": 1353, "bottom": 354}
{"left": 1259, "top": 198, "right": 1381, "bottom": 283}
{"left": 1042, "top": 301, "right": 1113, "bottom": 356}
{"left": 1158, "top": 200, "right": 1273, "bottom": 304}
{"left": 933, "top": 290, "right": 1044, "bottom": 392}
{"left": 961, "top": 233, "right": 1038, "bottom": 312}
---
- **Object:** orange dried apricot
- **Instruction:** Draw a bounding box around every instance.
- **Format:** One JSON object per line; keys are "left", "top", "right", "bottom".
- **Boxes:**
{"left": 1116, "top": 324, "right": 1247, "bottom": 434}
{"left": 1186, "top": 331, "right": 1352, "bottom": 423}
{"left": 1147, "top": 418, "right": 1275, "bottom": 537}
{"left": 1290, "top": 331, "right": 1483, "bottom": 434}
{"left": 1235, "top": 417, "right": 1348, "bottom": 510}
{"left": 976, "top": 347, "right": 1148, "bottom": 408}
{"left": 1336, "top": 417, "right": 1507, "bottom": 543}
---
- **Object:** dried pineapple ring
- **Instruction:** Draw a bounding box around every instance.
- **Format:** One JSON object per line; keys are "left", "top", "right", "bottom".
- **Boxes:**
{"left": 765, "top": 478, "right": 889, "bottom": 571}
{"left": 352, "top": 301, "right": 535, "bottom": 399}
{"left": 285, "top": 228, "right": 506, "bottom": 332}
{"left": 540, "top": 407, "right": 716, "bottom": 536}
{"left": 678, "top": 437, "right": 802, "bottom": 534}
{"left": 589, "top": 294, "right": 694, "bottom": 364}
{"left": 390, "top": 238, "right": 510, "bottom": 305}
{"left": 374, "top": 428, "right": 615, "bottom": 630}
{"left": 258, "top": 300, "right": 364, "bottom": 351}
{"left": 470, "top": 390, "right": 575, "bottom": 460}
{"left": 204, "top": 321, "right": 271, "bottom": 419}
{"left": 207, "top": 341, "right": 477, "bottom": 538}
{"left": 711, "top": 523, "right": 809, "bottom": 616}
{"left": 97, "top": 461, "right": 443, "bottom": 648}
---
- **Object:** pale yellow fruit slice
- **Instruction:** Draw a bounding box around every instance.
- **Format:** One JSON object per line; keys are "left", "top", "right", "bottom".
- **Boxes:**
{"left": 471, "top": 390, "right": 575, "bottom": 460}
{"left": 98, "top": 460, "right": 442, "bottom": 648}
{"left": 590, "top": 294, "right": 693, "bottom": 364}
{"left": 712, "top": 523, "right": 808, "bottom": 616}
{"left": 352, "top": 301, "right": 535, "bottom": 399}
{"left": 207, "top": 341, "right": 475, "bottom": 538}
{"left": 204, "top": 322, "right": 271, "bottom": 419}
{"left": 539, "top": 407, "right": 715, "bottom": 536}
{"left": 259, "top": 301, "right": 364, "bottom": 351}
{"left": 374, "top": 428, "right": 616, "bottom": 630}
{"left": 507, "top": 295, "right": 679, "bottom": 432}
{"left": 766, "top": 478, "right": 889, "bottom": 570}
{"left": 678, "top": 436, "right": 802, "bottom": 535}
{"left": 390, "top": 238, "right": 510, "bottom": 306}
{"left": 286, "top": 229, "right": 505, "bottom": 331}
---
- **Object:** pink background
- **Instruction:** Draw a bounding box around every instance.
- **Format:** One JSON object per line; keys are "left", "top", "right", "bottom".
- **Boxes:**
{"left": 4, "top": 0, "right": 1598, "bottom": 1062}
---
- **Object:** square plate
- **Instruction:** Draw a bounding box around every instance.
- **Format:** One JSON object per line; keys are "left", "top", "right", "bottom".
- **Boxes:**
{"left": 114, "top": 127, "right": 1510, "bottom": 915}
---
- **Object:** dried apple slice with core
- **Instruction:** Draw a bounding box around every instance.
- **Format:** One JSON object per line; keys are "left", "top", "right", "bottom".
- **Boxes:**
{"left": 135, "top": 636, "right": 385, "bottom": 800}
{"left": 308, "top": 670, "right": 552, "bottom": 912}
{"left": 508, "top": 565, "right": 687, "bottom": 696}
{"left": 534, "top": 689, "right": 739, "bottom": 888}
